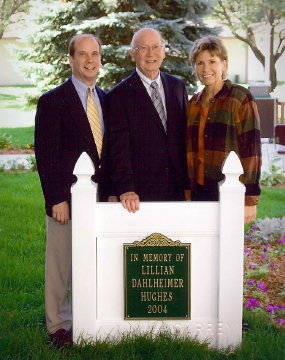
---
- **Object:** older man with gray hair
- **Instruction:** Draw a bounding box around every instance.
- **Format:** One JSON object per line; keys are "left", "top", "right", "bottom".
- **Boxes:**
{"left": 107, "top": 28, "right": 189, "bottom": 212}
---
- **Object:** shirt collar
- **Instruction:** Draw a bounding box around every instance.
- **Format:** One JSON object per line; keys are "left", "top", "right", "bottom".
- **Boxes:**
{"left": 71, "top": 75, "right": 96, "bottom": 95}
{"left": 136, "top": 68, "right": 162, "bottom": 89}
{"left": 195, "top": 80, "right": 231, "bottom": 104}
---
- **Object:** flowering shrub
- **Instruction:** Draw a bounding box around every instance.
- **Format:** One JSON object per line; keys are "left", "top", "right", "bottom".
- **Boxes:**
{"left": 244, "top": 217, "right": 285, "bottom": 327}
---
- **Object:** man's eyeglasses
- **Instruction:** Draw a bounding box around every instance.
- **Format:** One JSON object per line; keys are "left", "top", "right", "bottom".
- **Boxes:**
{"left": 133, "top": 45, "right": 164, "bottom": 54}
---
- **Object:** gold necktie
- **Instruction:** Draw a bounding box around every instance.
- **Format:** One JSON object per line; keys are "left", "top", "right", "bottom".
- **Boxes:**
{"left": 87, "top": 87, "right": 103, "bottom": 157}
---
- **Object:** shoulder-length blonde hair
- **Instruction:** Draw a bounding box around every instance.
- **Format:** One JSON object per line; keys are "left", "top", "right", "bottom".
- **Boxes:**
{"left": 189, "top": 35, "right": 228, "bottom": 79}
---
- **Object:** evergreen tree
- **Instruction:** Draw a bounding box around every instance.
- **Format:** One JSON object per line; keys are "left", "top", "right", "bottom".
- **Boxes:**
{"left": 17, "top": 0, "right": 215, "bottom": 102}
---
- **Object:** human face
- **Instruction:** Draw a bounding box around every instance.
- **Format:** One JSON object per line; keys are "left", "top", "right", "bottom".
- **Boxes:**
{"left": 130, "top": 29, "right": 165, "bottom": 80}
{"left": 194, "top": 50, "right": 226, "bottom": 89}
{"left": 69, "top": 36, "right": 102, "bottom": 86}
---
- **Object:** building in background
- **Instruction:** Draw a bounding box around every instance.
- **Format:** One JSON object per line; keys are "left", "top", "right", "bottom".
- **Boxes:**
{"left": 218, "top": 20, "right": 285, "bottom": 86}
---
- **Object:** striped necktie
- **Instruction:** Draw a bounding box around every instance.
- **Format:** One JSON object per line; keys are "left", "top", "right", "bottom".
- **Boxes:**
{"left": 87, "top": 87, "right": 103, "bottom": 157}
{"left": 150, "top": 81, "right": 167, "bottom": 132}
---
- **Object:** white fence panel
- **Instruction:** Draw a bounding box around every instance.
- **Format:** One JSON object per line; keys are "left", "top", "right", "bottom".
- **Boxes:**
{"left": 71, "top": 151, "right": 245, "bottom": 349}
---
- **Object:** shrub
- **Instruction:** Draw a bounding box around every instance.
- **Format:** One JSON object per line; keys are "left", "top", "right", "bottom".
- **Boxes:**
{"left": 260, "top": 156, "right": 285, "bottom": 187}
{"left": 0, "top": 133, "right": 13, "bottom": 149}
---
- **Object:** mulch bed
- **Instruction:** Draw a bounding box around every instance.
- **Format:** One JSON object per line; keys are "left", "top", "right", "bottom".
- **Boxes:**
{"left": 244, "top": 240, "right": 285, "bottom": 308}
{"left": 0, "top": 149, "right": 34, "bottom": 154}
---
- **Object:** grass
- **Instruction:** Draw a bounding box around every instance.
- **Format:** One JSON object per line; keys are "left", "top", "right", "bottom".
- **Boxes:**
{"left": 0, "top": 172, "right": 284, "bottom": 359}
{"left": 257, "top": 187, "right": 285, "bottom": 219}
{"left": 0, "top": 86, "right": 36, "bottom": 131}
{"left": 0, "top": 126, "right": 34, "bottom": 148}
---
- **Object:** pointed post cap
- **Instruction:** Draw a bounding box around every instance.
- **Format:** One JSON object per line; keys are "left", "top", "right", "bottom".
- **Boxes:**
{"left": 221, "top": 151, "right": 243, "bottom": 176}
{"left": 73, "top": 152, "right": 95, "bottom": 176}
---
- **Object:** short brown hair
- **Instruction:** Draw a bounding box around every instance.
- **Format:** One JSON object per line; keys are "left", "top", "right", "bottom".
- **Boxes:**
{"left": 68, "top": 34, "right": 102, "bottom": 57}
{"left": 189, "top": 35, "right": 228, "bottom": 77}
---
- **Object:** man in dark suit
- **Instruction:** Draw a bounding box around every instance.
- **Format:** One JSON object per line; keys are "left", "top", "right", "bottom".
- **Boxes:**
{"left": 107, "top": 28, "right": 189, "bottom": 212}
{"left": 35, "top": 34, "right": 109, "bottom": 347}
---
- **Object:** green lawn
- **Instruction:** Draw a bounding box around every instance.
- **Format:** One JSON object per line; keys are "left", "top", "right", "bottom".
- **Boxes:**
{"left": 0, "top": 86, "right": 36, "bottom": 139}
{"left": 257, "top": 187, "right": 285, "bottom": 219}
{"left": 0, "top": 172, "right": 284, "bottom": 359}
{"left": 0, "top": 126, "right": 34, "bottom": 148}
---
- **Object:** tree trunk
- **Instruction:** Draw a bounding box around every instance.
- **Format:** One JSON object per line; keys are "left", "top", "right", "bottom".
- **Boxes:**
{"left": 270, "top": 65, "right": 277, "bottom": 92}
{"left": 269, "top": 10, "right": 277, "bottom": 91}
{"left": 0, "top": 26, "right": 4, "bottom": 40}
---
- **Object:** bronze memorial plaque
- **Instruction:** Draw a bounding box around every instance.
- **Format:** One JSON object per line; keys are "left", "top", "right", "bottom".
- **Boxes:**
{"left": 124, "top": 233, "right": 191, "bottom": 320}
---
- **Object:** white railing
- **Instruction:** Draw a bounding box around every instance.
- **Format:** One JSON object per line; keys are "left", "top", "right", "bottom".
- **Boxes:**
{"left": 277, "top": 101, "right": 285, "bottom": 124}
{"left": 71, "top": 151, "right": 245, "bottom": 349}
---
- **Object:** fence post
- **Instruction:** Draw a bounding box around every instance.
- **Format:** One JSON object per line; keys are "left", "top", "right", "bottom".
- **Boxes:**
{"left": 218, "top": 151, "right": 245, "bottom": 348}
{"left": 71, "top": 152, "right": 98, "bottom": 342}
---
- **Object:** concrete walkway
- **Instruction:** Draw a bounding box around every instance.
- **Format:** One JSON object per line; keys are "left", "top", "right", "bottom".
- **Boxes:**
{"left": 0, "top": 108, "right": 35, "bottom": 127}
{"left": 261, "top": 140, "right": 285, "bottom": 173}
{"left": 0, "top": 153, "right": 34, "bottom": 170}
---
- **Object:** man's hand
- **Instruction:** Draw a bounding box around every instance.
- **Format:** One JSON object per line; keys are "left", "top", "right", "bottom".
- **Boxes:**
{"left": 52, "top": 201, "right": 70, "bottom": 225}
{"left": 244, "top": 205, "right": 257, "bottom": 225}
{"left": 119, "top": 192, "right": 140, "bottom": 213}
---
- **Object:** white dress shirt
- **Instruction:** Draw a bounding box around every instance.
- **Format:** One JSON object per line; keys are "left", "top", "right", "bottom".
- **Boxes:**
{"left": 136, "top": 68, "right": 167, "bottom": 116}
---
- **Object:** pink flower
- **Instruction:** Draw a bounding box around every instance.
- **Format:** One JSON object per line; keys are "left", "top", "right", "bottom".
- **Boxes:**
{"left": 257, "top": 282, "right": 268, "bottom": 292}
{"left": 263, "top": 244, "right": 272, "bottom": 252}
{"left": 279, "top": 304, "right": 285, "bottom": 310}
{"left": 260, "top": 253, "right": 267, "bottom": 258}
{"left": 278, "top": 237, "right": 285, "bottom": 243}
{"left": 249, "top": 264, "right": 256, "bottom": 269}
{"left": 247, "top": 279, "right": 256, "bottom": 286}
{"left": 244, "top": 248, "right": 251, "bottom": 254}
{"left": 277, "top": 318, "right": 285, "bottom": 325}
{"left": 266, "top": 304, "right": 279, "bottom": 313}
{"left": 245, "top": 298, "right": 260, "bottom": 310}
{"left": 251, "top": 225, "right": 258, "bottom": 231}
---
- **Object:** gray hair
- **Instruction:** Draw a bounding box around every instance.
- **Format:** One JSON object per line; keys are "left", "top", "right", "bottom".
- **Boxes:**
{"left": 130, "top": 28, "right": 165, "bottom": 48}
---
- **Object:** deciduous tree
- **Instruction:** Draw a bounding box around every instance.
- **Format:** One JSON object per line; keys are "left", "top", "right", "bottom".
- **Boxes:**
{"left": 212, "top": 0, "right": 285, "bottom": 90}
{"left": 0, "top": 0, "right": 30, "bottom": 38}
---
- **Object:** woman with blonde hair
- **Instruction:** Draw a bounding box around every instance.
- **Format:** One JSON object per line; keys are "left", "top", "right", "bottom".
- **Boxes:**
{"left": 186, "top": 35, "right": 261, "bottom": 224}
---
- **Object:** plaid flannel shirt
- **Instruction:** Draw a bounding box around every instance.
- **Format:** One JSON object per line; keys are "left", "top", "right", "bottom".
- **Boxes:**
{"left": 186, "top": 80, "right": 261, "bottom": 206}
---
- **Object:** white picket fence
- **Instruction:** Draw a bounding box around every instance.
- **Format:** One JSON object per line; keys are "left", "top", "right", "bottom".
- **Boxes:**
{"left": 71, "top": 151, "right": 245, "bottom": 349}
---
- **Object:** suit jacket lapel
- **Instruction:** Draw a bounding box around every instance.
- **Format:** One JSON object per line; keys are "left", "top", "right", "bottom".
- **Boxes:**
{"left": 95, "top": 85, "right": 108, "bottom": 156}
{"left": 96, "top": 85, "right": 106, "bottom": 117}
{"left": 63, "top": 78, "right": 96, "bottom": 150}
{"left": 63, "top": 77, "right": 88, "bottom": 125}
{"left": 161, "top": 72, "right": 172, "bottom": 122}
